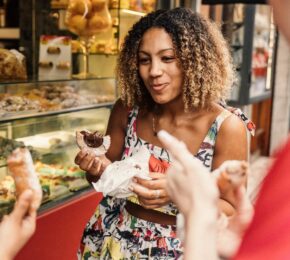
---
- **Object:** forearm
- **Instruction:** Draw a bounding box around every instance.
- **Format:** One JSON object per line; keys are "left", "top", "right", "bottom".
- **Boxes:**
{"left": 0, "top": 248, "right": 13, "bottom": 260}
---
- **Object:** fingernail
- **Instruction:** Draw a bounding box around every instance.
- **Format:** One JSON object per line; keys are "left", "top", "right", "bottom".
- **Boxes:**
{"left": 133, "top": 178, "right": 137, "bottom": 183}
{"left": 128, "top": 184, "right": 134, "bottom": 191}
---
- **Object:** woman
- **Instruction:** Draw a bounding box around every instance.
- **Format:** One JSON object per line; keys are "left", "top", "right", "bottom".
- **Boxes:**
{"left": 75, "top": 7, "right": 248, "bottom": 259}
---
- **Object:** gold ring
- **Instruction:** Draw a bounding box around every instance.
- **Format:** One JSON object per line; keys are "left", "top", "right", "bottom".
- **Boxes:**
{"left": 154, "top": 190, "right": 160, "bottom": 199}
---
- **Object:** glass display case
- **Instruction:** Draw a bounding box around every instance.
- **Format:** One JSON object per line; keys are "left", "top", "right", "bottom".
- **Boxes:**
{"left": 0, "top": 0, "right": 157, "bottom": 218}
{"left": 0, "top": 78, "right": 114, "bottom": 216}
{"left": 202, "top": 1, "right": 276, "bottom": 105}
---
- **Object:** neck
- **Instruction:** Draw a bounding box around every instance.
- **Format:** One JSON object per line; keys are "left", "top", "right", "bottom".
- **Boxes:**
{"left": 154, "top": 97, "right": 188, "bottom": 118}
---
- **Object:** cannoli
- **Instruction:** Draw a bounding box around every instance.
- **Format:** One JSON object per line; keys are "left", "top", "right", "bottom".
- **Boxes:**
{"left": 7, "top": 147, "right": 43, "bottom": 211}
{"left": 56, "top": 61, "right": 70, "bottom": 70}
{"left": 212, "top": 160, "right": 248, "bottom": 193}
{"left": 76, "top": 130, "right": 110, "bottom": 156}
{"left": 47, "top": 46, "right": 61, "bottom": 54}
{"left": 39, "top": 61, "right": 53, "bottom": 68}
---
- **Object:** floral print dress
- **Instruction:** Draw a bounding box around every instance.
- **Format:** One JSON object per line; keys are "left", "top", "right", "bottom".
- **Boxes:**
{"left": 77, "top": 106, "right": 246, "bottom": 260}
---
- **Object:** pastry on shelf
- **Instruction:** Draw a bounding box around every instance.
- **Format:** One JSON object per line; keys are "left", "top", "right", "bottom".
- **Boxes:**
{"left": 0, "top": 176, "right": 16, "bottom": 205}
{"left": 0, "top": 94, "right": 42, "bottom": 113}
{"left": 66, "top": 0, "right": 112, "bottom": 37}
{"left": 0, "top": 48, "right": 27, "bottom": 80}
{"left": 35, "top": 162, "right": 89, "bottom": 192}
{"left": 0, "top": 176, "right": 16, "bottom": 218}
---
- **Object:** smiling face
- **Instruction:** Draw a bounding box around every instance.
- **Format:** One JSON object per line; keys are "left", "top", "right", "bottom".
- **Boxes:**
{"left": 138, "top": 27, "right": 184, "bottom": 105}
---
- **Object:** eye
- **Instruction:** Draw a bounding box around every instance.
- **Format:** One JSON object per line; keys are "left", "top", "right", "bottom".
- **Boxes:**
{"left": 162, "top": 56, "right": 175, "bottom": 62}
{"left": 138, "top": 57, "right": 150, "bottom": 65}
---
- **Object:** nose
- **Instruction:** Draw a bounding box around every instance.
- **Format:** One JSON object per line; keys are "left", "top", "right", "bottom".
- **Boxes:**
{"left": 149, "top": 60, "right": 163, "bottom": 77}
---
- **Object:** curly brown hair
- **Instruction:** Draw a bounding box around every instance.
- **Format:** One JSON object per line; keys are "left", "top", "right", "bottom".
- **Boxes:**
{"left": 117, "top": 7, "right": 234, "bottom": 111}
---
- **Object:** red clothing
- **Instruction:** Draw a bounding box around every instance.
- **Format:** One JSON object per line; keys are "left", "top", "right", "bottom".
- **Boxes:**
{"left": 234, "top": 137, "right": 290, "bottom": 260}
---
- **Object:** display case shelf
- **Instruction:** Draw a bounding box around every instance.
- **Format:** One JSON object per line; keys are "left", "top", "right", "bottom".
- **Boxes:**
{"left": 0, "top": 102, "right": 114, "bottom": 123}
{"left": 0, "top": 76, "right": 115, "bottom": 85}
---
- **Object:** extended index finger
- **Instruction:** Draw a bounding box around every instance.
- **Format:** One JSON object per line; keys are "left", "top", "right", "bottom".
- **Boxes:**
{"left": 157, "top": 130, "right": 197, "bottom": 167}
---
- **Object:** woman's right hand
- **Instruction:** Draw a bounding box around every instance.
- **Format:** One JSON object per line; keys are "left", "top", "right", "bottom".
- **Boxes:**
{"left": 74, "top": 149, "right": 111, "bottom": 181}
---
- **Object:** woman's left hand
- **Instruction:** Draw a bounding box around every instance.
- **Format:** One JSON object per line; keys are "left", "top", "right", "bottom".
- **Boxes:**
{"left": 130, "top": 172, "right": 171, "bottom": 209}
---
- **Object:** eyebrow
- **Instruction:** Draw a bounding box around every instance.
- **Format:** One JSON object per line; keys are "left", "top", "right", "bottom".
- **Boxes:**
{"left": 138, "top": 48, "right": 174, "bottom": 55}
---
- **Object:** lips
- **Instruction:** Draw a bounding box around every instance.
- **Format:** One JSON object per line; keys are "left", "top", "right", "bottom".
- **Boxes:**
{"left": 150, "top": 83, "right": 168, "bottom": 92}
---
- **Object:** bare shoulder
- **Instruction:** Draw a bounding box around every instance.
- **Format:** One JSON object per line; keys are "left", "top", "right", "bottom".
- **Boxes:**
{"left": 219, "top": 113, "right": 247, "bottom": 138}
{"left": 106, "top": 98, "right": 129, "bottom": 161}
{"left": 107, "top": 98, "right": 129, "bottom": 131}
{"left": 213, "top": 112, "right": 248, "bottom": 169}
{"left": 111, "top": 98, "right": 128, "bottom": 117}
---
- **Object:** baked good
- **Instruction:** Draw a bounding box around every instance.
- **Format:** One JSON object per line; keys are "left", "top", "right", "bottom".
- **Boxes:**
{"left": 0, "top": 176, "right": 16, "bottom": 204}
{"left": 0, "top": 48, "right": 27, "bottom": 80}
{"left": 7, "top": 148, "right": 43, "bottom": 211}
{"left": 66, "top": 0, "right": 112, "bottom": 37}
{"left": 213, "top": 160, "right": 248, "bottom": 193}
{"left": 35, "top": 162, "right": 88, "bottom": 192}
{"left": 68, "top": 0, "right": 92, "bottom": 15}
{"left": 56, "top": 61, "right": 71, "bottom": 70}
{"left": 76, "top": 130, "right": 110, "bottom": 155}
{"left": 47, "top": 46, "right": 61, "bottom": 54}
{"left": 68, "top": 14, "right": 88, "bottom": 35}
{"left": 39, "top": 61, "right": 53, "bottom": 68}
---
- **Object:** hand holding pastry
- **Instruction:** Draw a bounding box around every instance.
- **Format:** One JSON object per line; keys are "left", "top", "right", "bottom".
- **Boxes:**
{"left": 75, "top": 130, "right": 111, "bottom": 181}
{"left": 131, "top": 172, "right": 171, "bottom": 209}
{"left": 74, "top": 149, "right": 111, "bottom": 180}
{"left": 212, "top": 160, "right": 248, "bottom": 208}
{"left": 0, "top": 190, "right": 37, "bottom": 260}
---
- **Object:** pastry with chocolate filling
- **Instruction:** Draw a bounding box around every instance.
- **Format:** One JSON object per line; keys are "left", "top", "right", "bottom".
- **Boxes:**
{"left": 76, "top": 130, "right": 110, "bottom": 156}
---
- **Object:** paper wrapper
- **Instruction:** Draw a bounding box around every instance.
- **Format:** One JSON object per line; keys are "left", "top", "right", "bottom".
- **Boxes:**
{"left": 92, "top": 146, "right": 151, "bottom": 198}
